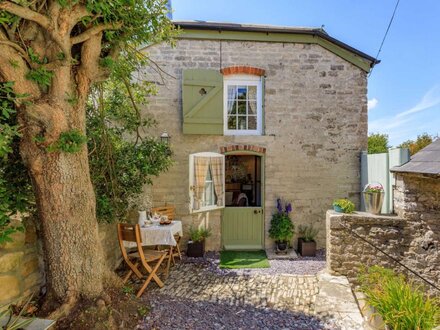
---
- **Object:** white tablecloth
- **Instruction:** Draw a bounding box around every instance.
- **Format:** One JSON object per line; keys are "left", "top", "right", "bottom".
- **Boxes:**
{"left": 124, "top": 220, "right": 183, "bottom": 248}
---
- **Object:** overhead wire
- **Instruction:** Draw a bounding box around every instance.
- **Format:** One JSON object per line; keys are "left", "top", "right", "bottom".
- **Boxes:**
{"left": 369, "top": 0, "right": 401, "bottom": 77}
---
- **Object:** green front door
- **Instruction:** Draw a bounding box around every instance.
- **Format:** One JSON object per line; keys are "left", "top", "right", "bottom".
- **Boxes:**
{"left": 222, "top": 207, "right": 264, "bottom": 250}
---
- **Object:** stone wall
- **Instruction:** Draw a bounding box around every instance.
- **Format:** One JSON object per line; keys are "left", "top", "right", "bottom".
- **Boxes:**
{"left": 139, "top": 38, "right": 368, "bottom": 250}
{"left": 0, "top": 218, "right": 44, "bottom": 305}
{"left": 326, "top": 209, "right": 439, "bottom": 295}
{"left": 0, "top": 221, "right": 122, "bottom": 306}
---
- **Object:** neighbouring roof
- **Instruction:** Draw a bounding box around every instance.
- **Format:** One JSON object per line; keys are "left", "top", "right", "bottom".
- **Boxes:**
{"left": 391, "top": 139, "right": 440, "bottom": 176}
{"left": 173, "top": 20, "right": 379, "bottom": 72}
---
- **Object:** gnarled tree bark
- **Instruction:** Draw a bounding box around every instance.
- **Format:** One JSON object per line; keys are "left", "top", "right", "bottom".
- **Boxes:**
{"left": 0, "top": 0, "right": 123, "bottom": 307}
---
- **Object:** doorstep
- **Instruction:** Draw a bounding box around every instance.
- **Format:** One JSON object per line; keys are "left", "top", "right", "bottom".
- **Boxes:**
{"left": 266, "top": 248, "right": 298, "bottom": 260}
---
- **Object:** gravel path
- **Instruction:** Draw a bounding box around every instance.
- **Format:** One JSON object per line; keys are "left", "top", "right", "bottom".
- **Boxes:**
{"left": 136, "top": 250, "right": 339, "bottom": 329}
{"left": 138, "top": 293, "right": 338, "bottom": 330}
{"left": 181, "top": 249, "right": 326, "bottom": 276}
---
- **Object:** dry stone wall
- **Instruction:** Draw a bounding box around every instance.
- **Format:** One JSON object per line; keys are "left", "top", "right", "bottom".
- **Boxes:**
{"left": 327, "top": 200, "right": 439, "bottom": 295}
{"left": 140, "top": 38, "right": 368, "bottom": 250}
{"left": 0, "top": 218, "right": 44, "bottom": 305}
{"left": 0, "top": 221, "right": 121, "bottom": 305}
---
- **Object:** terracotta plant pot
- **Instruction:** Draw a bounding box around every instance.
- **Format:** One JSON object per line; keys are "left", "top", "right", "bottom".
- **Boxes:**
{"left": 187, "top": 240, "right": 205, "bottom": 258}
{"left": 298, "top": 238, "right": 316, "bottom": 257}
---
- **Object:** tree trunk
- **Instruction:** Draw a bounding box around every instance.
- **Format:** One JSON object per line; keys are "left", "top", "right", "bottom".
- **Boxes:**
{"left": 20, "top": 103, "right": 105, "bottom": 301}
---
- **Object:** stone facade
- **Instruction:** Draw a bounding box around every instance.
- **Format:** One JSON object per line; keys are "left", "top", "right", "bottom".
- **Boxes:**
{"left": 0, "top": 218, "right": 44, "bottom": 305}
{"left": 326, "top": 207, "right": 439, "bottom": 295}
{"left": 141, "top": 38, "right": 368, "bottom": 251}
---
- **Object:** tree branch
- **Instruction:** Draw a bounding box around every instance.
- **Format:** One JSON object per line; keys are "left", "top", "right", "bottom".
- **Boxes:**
{"left": 0, "top": 1, "right": 50, "bottom": 29}
{"left": 0, "top": 40, "right": 32, "bottom": 65}
{"left": 71, "top": 22, "right": 122, "bottom": 45}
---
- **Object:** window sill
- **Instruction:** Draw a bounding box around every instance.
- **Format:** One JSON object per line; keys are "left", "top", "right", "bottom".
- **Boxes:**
{"left": 190, "top": 205, "right": 225, "bottom": 214}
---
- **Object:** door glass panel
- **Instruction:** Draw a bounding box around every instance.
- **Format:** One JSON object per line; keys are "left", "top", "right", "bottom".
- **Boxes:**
{"left": 225, "top": 155, "right": 262, "bottom": 207}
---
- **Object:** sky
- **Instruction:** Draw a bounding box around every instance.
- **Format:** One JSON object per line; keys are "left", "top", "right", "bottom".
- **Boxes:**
{"left": 171, "top": 0, "right": 440, "bottom": 146}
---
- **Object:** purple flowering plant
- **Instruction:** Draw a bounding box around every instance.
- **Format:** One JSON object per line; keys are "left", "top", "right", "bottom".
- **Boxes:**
{"left": 277, "top": 198, "right": 293, "bottom": 214}
{"left": 270, "top": 198, "right": 295, "bottom": 243}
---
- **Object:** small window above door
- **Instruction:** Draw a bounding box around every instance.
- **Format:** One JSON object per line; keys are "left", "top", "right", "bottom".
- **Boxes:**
{"left": 189, "top": 152, "right": 225, "bottom": 213}
{"left": 224, "top": 75, "right": 263, "bottom": 136}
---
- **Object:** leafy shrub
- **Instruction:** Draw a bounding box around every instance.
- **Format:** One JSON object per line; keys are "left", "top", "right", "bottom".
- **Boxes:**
{"left": 359, "top": 266, "right": 440, "bottom": 330}
{"left": 189, "top": 226, "right": 211, "bottom": 243}
{"left": 269, "top": 198, "right": 294, "bottom": 243}
{"left": 298, "top": 224, "right": 319, "bottom": 242}
{"left": 332, "top": 198, "right": 355, "bottom": 213}
{"left": 47, "top": 129, "right": 87, "bottom": 153}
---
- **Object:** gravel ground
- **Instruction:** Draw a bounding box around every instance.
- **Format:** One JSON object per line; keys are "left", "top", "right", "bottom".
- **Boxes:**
{"left": 137, "top": 250, "right": 336, "bottom": 330}
{"left": 180, "top": 249, "right": 326, "bottom": 276}
{"left": 138, "top": 294, "right": 339, "bottom": 330}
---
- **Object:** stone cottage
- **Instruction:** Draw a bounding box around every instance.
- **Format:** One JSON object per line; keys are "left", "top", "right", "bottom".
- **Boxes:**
{"left": 141, "top": 21, "right": 377, "bottom": 251}
{"left": 391, "top": 138, "right": 440, "bottom": 287}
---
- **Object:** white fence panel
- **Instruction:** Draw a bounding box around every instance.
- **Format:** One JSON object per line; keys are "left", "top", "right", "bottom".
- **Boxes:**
{"left": 360, "top": 148, "right": 410, "bottom": 214}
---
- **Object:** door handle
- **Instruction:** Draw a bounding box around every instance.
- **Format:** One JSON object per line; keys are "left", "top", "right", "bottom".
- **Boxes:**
{"left": 254, "top": 210, "right": 263, "bottom": 214}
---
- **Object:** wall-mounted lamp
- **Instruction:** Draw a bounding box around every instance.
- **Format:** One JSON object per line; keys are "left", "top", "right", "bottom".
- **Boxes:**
{"left": 160, "top": 131, "right": 170, "bottom": 144}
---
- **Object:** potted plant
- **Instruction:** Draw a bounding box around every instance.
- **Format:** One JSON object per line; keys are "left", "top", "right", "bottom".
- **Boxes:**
{"left": 269, "top": 198, "right": 294, "bottom": 253}
{"left": 332, "top": 198, "right": 355, "bottom": 213}
{"left": 363, "top": 183, "right": 384, "bottom": 215}
{"left": 186, "top": 226, "right": 211, "bottom": 257}
{"left": 297, "top": 224, "right": 319, "bottom": 257}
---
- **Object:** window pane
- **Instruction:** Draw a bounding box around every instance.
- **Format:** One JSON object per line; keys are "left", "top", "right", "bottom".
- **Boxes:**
{"left": 204, "top": 181, "right": 213, "bottom": 206}
{"left": 248, "top": 86, "right": 257, "bottom": 100}
{"left": 248, "top": 101, "right": 257, "bottom": 115}
{"left": 238, "top": 116, "right": 247, "bottom": 130}
{"left": 237, "top": 86, "right": 247, "bottom": 100}
{"left": 237, "top": 101, "right": 246, "bottom": 114}
{"left": 248, "top": 116, "right": 257, "bottom": 130}
{"left": 227, "top": 100, "right": 236, "bottom": 114}
{"left": 228, "top": 116, "right": 237, "bottom": 129}
{"left": 227, "top": 86, "right": 236, "bottom": 100}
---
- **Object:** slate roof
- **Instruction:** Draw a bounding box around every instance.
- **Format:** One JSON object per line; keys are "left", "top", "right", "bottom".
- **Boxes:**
{"left": 391, "top": 139, "right": 440, "bottom": 176}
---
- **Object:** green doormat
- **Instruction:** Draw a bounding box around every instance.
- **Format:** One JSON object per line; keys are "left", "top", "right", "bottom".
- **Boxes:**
{"left": 219, "top": 250, "right": 270, "bottom": 269}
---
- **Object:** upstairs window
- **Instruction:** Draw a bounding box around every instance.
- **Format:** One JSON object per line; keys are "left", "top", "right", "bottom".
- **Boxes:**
{"left": 224, "top": 75, "right": 262, "bottom": 135}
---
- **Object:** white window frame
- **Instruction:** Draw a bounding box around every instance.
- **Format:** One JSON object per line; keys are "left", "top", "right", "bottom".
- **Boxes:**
{"left": 223, "top": 74, "right": 263, "bottom": 136}
{"left": 189, "top": 152, "right": 225, "bottom": 214}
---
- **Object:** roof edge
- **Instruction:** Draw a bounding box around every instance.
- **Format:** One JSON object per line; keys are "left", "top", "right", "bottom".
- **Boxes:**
{"left": 173, "top": 21, "right": 379, "bottom": 68}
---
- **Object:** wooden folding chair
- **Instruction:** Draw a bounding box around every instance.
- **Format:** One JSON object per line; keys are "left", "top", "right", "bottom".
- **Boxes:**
{"left": 151, "top": 205, "right": 182, "bottom": 263}
{"left": 117, "top": 223, "right": 167, "bottom": 297}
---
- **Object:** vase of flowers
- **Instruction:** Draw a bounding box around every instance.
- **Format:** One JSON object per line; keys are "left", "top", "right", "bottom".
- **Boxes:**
{"left": 363, "top": 183, "right": 384, "bottom": 215}
{"left": 269, "top": 198, "right": 294, "bottom": 253}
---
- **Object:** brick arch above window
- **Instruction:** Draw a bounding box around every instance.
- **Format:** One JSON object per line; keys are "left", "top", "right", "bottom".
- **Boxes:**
{"left": 220, "top": 66, "right": 266, "bottom": 77}
{"left": 219, "top": 145, "right": 266, "bottom": 154}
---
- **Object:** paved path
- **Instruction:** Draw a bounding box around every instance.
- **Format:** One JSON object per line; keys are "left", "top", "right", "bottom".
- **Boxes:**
{"left": 138, "top": 260, "right": 366, "bottom": 329}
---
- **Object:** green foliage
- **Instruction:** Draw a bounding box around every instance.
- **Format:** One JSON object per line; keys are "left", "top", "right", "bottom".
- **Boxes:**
{"left": 359, "top": 266, "right": 440, "bottom": 330}
{"left": 0, "top": 82, "right": 33, "bottom": 244}
{"left": 332, "top": 198, "right": 355, "bottom": 213}
{"left": 121, "top": 285, "right": 134, "bottom": 295}
{"left": 26, "top": 67, "right": 53, "bottom": 88}
{"left": 399, "top": 133, "right": 437, "bottom": 156}
{"left": 298, "top": 224, "right": 319, "bottom": 242}
{"left": 189, "top": 226, "right": 212, "bottom": 243}
{"left": 269, "top": 211, "right": 295, "bottom": 243}
{"left": 87, "top": 76, "right": 172, "bottom": 222}
{"left": 0, "top": 295, "right": 35, "bottom": 330}
{"left": 47, "top": 130, "right": 87, "bottom": 153}
{"left": 368, "top": 133, "right": 389, "bottom": 154}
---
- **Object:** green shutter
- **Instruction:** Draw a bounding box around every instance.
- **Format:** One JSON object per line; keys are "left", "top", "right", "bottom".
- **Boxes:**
{"left": 182, "top": 69, "right": 224, "bottom": 135}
